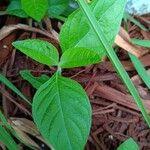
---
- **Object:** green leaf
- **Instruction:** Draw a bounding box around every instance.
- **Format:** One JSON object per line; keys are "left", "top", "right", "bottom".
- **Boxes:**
{"left": 21, "top": 0, "right": 48, "bottom": 21}
{"left": 124, "top": 13, "right": 148, "bottom": 31}
{"left": 20, "top": 70, "right": 49, "bottom": 89}
{"left": 13, "top": 39, "right": 59, "bottom": 67}
{"left": 32, "top": 73, "right": 91, "bottom": 150}
{"left": 0, "top": 111, "right": 12, "bottom": 130}
{"left": 59, "top": 47, "right": 100, "bottom": 68}
{"left": 0, "top": 111, "right": 37, "bottom": 150}
{"left": 6, "top": 0, "right": 28, "bottom": 18}
{"left": 0, "top": 110, "right": 16, "bottom": 133}
{"left": 0, "top": 74, "right": 31, "bottom": 105}
{"left": 60, "top": 0, "right": 125, "bottom": 58}
{"left": 132, "top": 38, "right": 150, "bottom": 48}
{"left": 129, "top": 53, "right": 150, "bottom": 89}
{"left": 0, "top": 126, "right": 18, "bottom": 150}
{"left": 76, "top": 0, "right": 150, "bottom": 127}
{"left": 62, "top": 0, "right": 78, "bottom": 17}
{"left": 48, "top": 0, "right": 68, "bottom": 16}
{"left": 0, "top": 111, "right": 8, "bottom": 126}
{"left": 117, "top": 138, "right": 140, "bottom": 150}
{"left": 0, "top": 111, "right": 19, "bottom": 148}
{"left": 128, "top": 39, "right": 150, "bottom": 89}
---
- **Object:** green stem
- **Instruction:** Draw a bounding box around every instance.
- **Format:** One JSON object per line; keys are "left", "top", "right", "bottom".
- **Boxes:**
{"left": 76, "top": 0, "right": 150, "bottom": 127}
{"left": 57, "top": 66, "right": 62, "bottom": 76}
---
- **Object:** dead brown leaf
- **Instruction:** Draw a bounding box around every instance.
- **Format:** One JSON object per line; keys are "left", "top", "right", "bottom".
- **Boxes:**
{"left": 115, "top": 27, "right": 149, "bottom": 57}
{"left": 0, "top": 24, "right": 57, "bottom": 41}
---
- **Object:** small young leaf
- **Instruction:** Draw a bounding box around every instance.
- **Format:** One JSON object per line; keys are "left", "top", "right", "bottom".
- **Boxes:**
{"left": 13, "top": 39, "right": 59, "bottom": 67}
{"left": 59, "top": 47, "right": 100, "bottom": 68}
{"left": 0, "top": 74, "right": 30, "bottom": 105}
{"left": 6, "top": 0, "right": 28, "bottom": 18}
{"left": 21, "top": 0, "right": 48, "bottom": 21}
{"left": 117, "top": 138, "right": 140, "bottom": 150}
{"left": 20, "top": 70, "right": 49, "bottom": 89}
{"left": 48, "top": 0, "right": 68, "bottom": 16}
{"left": 60, "top": 0, "right": 125, "bottom": 57}
{"left": 0, "top": 126, "right": 18, "bottom": 150}
{"left": 32, "top": 73, "right": 91, "bottom": 150}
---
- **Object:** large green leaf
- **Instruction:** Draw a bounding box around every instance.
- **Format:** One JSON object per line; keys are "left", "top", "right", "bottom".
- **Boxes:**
{"left": 20, "top": 70, "right": 49, "bottom": 89}
{"left": 6, "top": 0, "right": 28, "bottom": 18}
{"left": 32, "top": 73, "right": 91, "bottom": 150}
{"left": 0, "top": 126, "right": 18, "bottom": 150}
{"left": 60, "top": 0, "right": 125, "bottom": 57}
{"left": 13, "top": 39, "right": 59, "bottom": 67}
{"left": 48, "top": 0, "right": 68, "bottom": 16}
{"left": 117, "top": 138, "right": 140, "bottom": 150}
{"left": 59, "top": 47, "right": 100, "bottom": 68}
{"left": 21, "top": 0, "right": 48, "bottom": 21}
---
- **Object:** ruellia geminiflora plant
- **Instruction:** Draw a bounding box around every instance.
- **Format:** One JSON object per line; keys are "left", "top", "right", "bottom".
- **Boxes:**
{"left": 11, "top": 0, "right": 149, "bottom": 149}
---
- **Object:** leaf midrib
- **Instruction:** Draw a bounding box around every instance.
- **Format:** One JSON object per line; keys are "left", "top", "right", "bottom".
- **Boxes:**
{"left": 55, "top": 74, "right": 72, "bottom": 149}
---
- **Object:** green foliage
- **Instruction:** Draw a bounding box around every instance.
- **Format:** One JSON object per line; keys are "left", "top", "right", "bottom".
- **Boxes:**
{"left": 59, "top": 47, "right": 100, "bottom": 68}
{"left": 0, "top": 126, "right": 18, "bottom": 150}
{"left": 124, "top": 13, "right": 148, "bottom": 31}
{"left": 0, "top": 111, "right": 12, "bottom": 131}
{"left": 48, "top": 0, "right": 68, "bottom": 16}
{"left": 20, "top": 70, "right": 49, "bottom": 89}
{"left": 60, "top": 0, "right": 125, "bottom": 58}
{"left": 61, "top": 0, "right": 78, "bottom": 17}
{"left": 117, "top": 138, "right": 140, "bottom": 150}
{"left": 76, "top": 0, "right": 150, "bottom": 127}
{"left": 62, "top": 0, "right": 78, "bottom": 17}
{"left": 21, "top": 0, "right": 48, "bottom": 21}
{"left": 6, "top": 0, "right": 78, "bottom": 21}
{"left": 0, "top": 110, "right": 39, "bottom": 150}
{"left": 0, "top": 74, "right": 30, "bottom": 105}
{"left": 129, "top": 53, "right": 150, "bottom": 89}
{"left": 0, "top": 111, "right": 18, "bottom": 149}
{"left": 14, "top": 38, "right": 97, "bottom": 149}
{"left": 129, "top": 39, "right": 150, "bottom": 89}
{"left": 32, "top": 73, "right": 91, "bottom": 150}
{"left": 12, "top": 0, "right": 150, "bottom": 149}
{"left": 132, "top": 38, "right": 150, "bottom": 48}
{"left": 7, "top": 0, "right": 28, "bottom": 18}
{"left": 13, "top": 39, "right": 59, "bottom": 67}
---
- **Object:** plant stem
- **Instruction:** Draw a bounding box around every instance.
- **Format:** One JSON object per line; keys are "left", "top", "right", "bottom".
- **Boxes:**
{"left": 57, "top": 66, "right": 62, "bottom": 76}
{"left": 76, "top": 0, "right": 150, "bottom": 127}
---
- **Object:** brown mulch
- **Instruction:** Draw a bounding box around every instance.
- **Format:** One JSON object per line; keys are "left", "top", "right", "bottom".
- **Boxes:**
{"left": 0, "top": 7, "right": 150, "bottom": 150}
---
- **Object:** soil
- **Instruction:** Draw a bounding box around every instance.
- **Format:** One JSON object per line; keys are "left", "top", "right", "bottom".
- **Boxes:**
{"left": 0, "top": 2, "right": 150, "bottom": 150}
